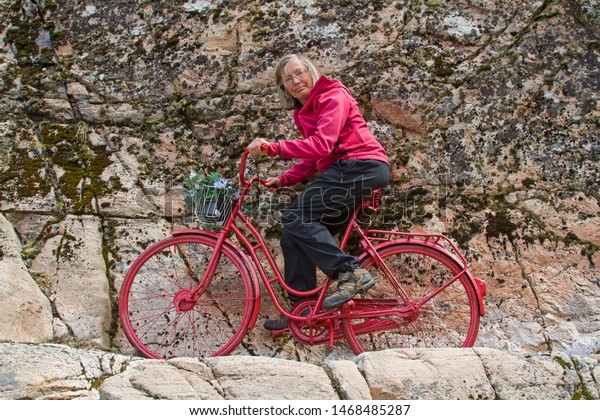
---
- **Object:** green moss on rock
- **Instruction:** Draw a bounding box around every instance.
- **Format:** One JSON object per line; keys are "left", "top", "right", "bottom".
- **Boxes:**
{"left": 486, "top": 209, "right": 519, "bottom": 240}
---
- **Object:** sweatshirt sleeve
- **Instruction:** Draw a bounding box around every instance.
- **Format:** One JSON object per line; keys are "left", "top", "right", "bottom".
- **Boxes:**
{"left": 266, "top": 143, "right": 316, "bottom": 186}
{"left": 276, "top": 91, "right": 351, "bottom": 160}
{"left": 278, "top": 159, "right": 318, "bottom": 187}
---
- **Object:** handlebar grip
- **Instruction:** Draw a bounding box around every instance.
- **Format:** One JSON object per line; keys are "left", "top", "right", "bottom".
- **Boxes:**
{"left": 260, "top": 143, "right": 269, "bottom": 151}
{"left": 239, "top": 150, "right": 250, "bottom": 186}
{"left": 239, "top": 149, "right": 268, "bottom": 187}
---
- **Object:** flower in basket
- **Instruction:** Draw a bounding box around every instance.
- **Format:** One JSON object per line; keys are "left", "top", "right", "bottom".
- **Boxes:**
{"left": 184, "top": 170, "right": 230, "bottom": 196}
{"left": 184, "top": 170, "right": 232, "bottom": 223}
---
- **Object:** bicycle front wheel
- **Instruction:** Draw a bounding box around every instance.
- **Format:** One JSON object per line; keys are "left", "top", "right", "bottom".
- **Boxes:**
{"left": 342, "top": 242, "right": 481, "bottom": 353}
{"left": 119, "top": 233, "right": 256, "bottom": 359}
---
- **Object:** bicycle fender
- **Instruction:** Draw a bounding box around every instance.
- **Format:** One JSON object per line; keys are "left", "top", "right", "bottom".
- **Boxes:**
{"left": 360, "top": 239, "right": 486, "bottom": 316}
{"left": 172, "top": 229, "right": 262, "bottom": 327}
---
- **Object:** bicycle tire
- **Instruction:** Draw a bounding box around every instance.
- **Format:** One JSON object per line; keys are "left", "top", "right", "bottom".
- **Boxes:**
{"left": 342, "top": 242, "right": 481, "bottom": 354}
{"left": 119, "top": 233, "right": 256, "bottom": 359}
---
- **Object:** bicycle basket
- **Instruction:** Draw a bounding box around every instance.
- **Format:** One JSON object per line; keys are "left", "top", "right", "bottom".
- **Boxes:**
{"left": 190, "top": 185, "right": 234, "bottom": 230}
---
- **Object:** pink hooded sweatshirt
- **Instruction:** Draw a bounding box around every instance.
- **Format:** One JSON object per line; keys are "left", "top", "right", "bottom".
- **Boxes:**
{"left": 266, "top": 75, "right": 389, "bottom": 187}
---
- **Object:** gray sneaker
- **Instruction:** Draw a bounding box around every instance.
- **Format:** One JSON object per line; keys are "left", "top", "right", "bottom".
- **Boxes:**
{"left": 322, "top": 268, "right": 376, "bottom": 310}
{"left": 263, "top": 315, "right": 288, "bottom": 331}
{"left": 263, "top": 308, "right": 310, "bottom": 331}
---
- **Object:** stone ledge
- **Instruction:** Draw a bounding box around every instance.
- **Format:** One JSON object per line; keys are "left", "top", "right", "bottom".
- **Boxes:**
{"left": 0, "top": 343, "right": 597, "bottom": 400}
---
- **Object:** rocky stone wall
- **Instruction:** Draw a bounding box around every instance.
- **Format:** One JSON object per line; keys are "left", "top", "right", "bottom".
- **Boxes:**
{"left": 1, "top": 343, "right": 598, "bottom": 400}
{"left": 0, "top": 0, "right": 599, "bottom": 393}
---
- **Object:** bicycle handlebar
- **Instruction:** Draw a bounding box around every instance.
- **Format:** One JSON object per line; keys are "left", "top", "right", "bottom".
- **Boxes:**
{"left": 239, "top": 149, "right": 268, "bottom": 188}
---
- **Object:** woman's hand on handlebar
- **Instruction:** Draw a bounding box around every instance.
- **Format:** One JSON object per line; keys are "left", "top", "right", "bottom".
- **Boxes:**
{"left": 243, "top": 139, "right": 280, "bottom": 189}
{"left": 247, "top": 138, "right": 269, "bottom": 157}
{"left": 264, "top": 177, "right": 281, "bottom": 191}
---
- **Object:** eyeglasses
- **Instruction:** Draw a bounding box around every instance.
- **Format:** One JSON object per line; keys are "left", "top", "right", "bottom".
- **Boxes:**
{"left": 283, "top": 68, "right": 309, "bottom": 86}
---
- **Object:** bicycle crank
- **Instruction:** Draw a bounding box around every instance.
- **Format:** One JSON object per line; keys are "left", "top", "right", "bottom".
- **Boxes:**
{"left": 288, "top": 299, "right": 343, "bottom": 345}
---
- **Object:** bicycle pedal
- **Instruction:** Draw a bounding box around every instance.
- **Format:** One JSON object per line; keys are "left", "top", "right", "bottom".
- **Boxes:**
{"left": 270, "top": 328, "right": 289, "bottom": 337}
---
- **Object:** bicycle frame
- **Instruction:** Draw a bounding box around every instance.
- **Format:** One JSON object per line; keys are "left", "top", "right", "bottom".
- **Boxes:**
{"left": 182, "top": 152, "right": 334, "bottom": 326}
{"left": 177, "top": 151, "right": 486, "bottom": 334}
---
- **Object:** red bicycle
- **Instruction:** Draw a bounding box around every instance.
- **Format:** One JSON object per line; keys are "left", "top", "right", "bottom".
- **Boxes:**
{"left": 119, "top": 151, "right": 486, "bottom": 359}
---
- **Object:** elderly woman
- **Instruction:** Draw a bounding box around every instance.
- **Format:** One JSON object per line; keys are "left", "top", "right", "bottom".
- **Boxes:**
{"left": 247, "top": 53, "right": 390, "bottom": 330}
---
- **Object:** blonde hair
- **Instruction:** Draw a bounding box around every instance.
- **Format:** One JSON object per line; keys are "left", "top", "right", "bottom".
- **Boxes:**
{"left": 275, "top": 53, "right": 321, "bottom": 110}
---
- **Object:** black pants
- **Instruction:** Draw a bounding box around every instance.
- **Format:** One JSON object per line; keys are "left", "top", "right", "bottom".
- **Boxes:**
{"left": 280, "top": 159, "right": 390, "bottom": 301}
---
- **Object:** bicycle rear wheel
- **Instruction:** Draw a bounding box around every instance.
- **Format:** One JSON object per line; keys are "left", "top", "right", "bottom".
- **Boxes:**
{"left": 119, "top": 233, "right": 256, "bottom": 359}
{"left": 342, "top": 242, "right": 481, "bottom": 354}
